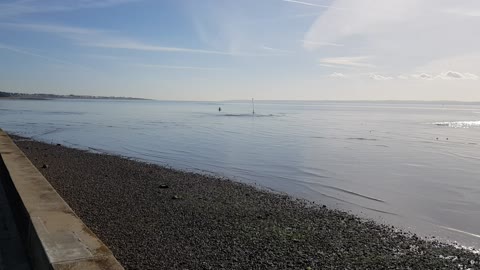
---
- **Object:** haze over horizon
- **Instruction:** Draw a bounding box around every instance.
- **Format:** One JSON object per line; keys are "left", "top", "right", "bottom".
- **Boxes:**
{"left": 1, "top": 0, "right": 480, "bottom": 101}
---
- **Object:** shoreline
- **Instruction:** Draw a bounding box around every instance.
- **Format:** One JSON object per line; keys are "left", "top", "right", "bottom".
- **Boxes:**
{"left": 10, "top": 134, "right": 480, "bottom": 269}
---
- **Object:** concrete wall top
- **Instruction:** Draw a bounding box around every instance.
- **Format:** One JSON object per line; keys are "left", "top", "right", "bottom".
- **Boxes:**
{"left": 0, "top": 130, "right": 124, "bottom": 270}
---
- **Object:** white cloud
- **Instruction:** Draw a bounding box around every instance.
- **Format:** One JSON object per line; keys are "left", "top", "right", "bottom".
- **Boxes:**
{"left": 436, "top": 71, "right": 479, "bottom": 80}
{"left": 369, "top": 73, "right": 393, "bottom": 80}
{"left": 409, "top": 71, "right": 479, "bottom": 80}
{"left": 412, "top": 73, "right": 434, "bottom": 80}
{"left": 318, "top": 56, "right": 374, "bottom": 68}
{"left": 438, "top": 71, "right": 463, "bottom": 79}
{"left": 328, "top": 72, "right": 346, "bottom": 78}
{"left": 303, "top": 0, "right": 480, "bottom": 74}
{"left": 304, "top": 0, "right": 420, "bottom": 51}
{"left": 361, "top": 71, "right": 480, "bottom": 81}
{"left": 463, "top": 73, "right": 479, "bottom": 80}
{"left": 414, "top": 53, "right": 480, "bottom": 76}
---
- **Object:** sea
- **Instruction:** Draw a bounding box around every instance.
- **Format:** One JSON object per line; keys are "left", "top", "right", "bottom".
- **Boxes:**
{"left": 1, "top": 99, "right": 480, "bottom": 250}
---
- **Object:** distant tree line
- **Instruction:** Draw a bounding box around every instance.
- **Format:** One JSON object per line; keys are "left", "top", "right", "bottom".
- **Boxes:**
{"left": 0, "top": 91, "right": 148, "bottom": 100}
{"left": 0, "top": 91, "right": 13, "bottom": 97}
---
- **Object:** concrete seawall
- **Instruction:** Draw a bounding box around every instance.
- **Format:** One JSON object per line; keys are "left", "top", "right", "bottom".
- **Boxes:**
{"left": 0, "top": 130, "right": 124, "bottom": 270}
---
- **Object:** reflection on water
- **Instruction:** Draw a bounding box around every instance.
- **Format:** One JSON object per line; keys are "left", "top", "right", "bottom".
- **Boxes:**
{"left": 1, "top": 99, "right": 480, "bottom": 249}
{"left": 221, "top": 113, "right": 278, "bottom": 117}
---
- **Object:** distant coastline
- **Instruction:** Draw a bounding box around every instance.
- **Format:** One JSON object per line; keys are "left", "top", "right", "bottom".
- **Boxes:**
{"left": 0, "top": 91, "right": 149, "bottom": 101}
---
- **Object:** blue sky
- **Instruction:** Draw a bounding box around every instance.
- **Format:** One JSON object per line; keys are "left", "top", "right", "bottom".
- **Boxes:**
{"left": 1, "top": 0, "right": 480, "bottom": 100}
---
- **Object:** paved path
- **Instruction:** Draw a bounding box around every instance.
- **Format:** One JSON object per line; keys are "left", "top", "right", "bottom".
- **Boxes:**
{"left": 0, "top": 181, "right": 31, "bottom": 270}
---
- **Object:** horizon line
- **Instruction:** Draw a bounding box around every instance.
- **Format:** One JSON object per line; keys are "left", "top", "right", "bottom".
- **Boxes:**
{"left": 4, "top": 90, "right": 480, "bottom": 103}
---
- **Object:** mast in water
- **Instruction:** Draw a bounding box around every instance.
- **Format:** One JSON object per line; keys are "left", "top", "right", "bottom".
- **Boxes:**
{"left": 252, "top": 98, "right": 255, "bottom": 115}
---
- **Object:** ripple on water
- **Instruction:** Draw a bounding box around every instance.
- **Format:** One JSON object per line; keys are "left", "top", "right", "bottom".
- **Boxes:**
{"left": 220, "top": 113, "right": 279, "bottom": 117}
{"left": 346, "top": 137, "right": 378, "bottom": 141}
{"left": 433, "top": 121, "right": 480, "bottom": 128}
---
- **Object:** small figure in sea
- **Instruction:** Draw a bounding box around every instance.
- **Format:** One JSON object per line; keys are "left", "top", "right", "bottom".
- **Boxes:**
{"left": 218, "top": 107, "right": 222, "bottom": 112}
{"left": 446, "top": 137, "right": 449, "bottom": 140}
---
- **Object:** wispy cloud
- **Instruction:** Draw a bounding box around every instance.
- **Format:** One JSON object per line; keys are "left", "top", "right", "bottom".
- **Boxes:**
{"left": 443, "top": 8, "right": 480, "bottom": 17}
{"left": 302, "top": 40, "right": 344, "bottom": 48}
{"left": 303, "top": 0, "right": 480, "bottom": 84}
{"left": 135, "top": 64, "right": 225, "bottom": 71}
{"left": 328, "top": 72, "right": 346, "bottom": 78}
{"left": 0, "top": 42, "right": 91, "bottom": 70}
{"left": 83, "top": 39, "right": 277, "bottom": 56}
{"left": 4, "top": 22, "right": 278, "bottom": 56}
{"left": 83, "top": 54, "right": 227, "bottom": 70}
{"left": 84, "top": 54, "right": 125, "bottom": 61}
{"left": 369, "top": 73, "right": 393, "bottom": 80}
{"left": 282, "top": 0, "right": 333, "bottom": 9}
{"left": 0, "top": 0, "right": 139, "bottom": 18}
{"left": 260, "top": 45, "right": 292, "bottom": 54}
{"left": 83, "top": 39, "right": 238, "bottom": 55}
{"left": 232, "top": 13, "right": 320, "bottom": 26}
{"left": 0, "top": 22, "right": 102, "bottom": 35}
{"left": 319, "top": 56, "right": 374, "bottom": 68}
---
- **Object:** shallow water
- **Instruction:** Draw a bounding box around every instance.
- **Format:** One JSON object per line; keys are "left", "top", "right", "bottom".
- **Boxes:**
{"left": 1, "top": 99, "right": 480, "bottom": 249}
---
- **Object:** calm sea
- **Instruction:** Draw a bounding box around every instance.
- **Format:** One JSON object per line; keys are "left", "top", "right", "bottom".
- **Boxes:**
{"left": 1, "top": 99, "right": 480, "bottom": 249}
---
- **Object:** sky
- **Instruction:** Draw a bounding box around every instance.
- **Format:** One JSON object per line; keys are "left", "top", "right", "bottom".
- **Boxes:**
{"left": 0, "top": 0, "right": 480, "bottom": 101}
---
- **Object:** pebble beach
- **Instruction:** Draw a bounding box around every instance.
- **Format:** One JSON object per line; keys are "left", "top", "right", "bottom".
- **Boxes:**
{"left": 11, "top": 134, "right": 480, "bottom": 270}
